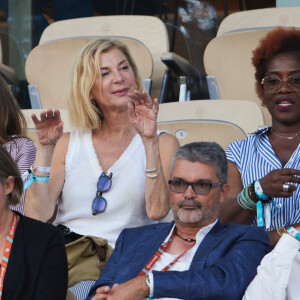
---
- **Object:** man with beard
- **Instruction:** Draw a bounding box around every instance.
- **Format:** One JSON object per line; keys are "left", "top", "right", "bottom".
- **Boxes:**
{"left": 87, "top": 142, "right": 270, "bottom": 300}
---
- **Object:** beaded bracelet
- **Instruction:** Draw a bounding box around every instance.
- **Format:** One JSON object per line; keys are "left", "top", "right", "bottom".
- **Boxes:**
{"left": 249, "top": 182, "right": 260, "bottom": 202}
{"left": 144, "top": 165, "right": 161, "bottom": 173}
{"left": 144, "top": 165, "right": 161, "bottom": 179}
{"left": 145, "top": 169, "right": 160, "bottom": 179}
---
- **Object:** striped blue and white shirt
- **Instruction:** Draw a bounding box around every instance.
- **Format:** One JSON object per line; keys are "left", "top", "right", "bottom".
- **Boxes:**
{"left": 226, "top": 127, "right": 300, "bottom": 231}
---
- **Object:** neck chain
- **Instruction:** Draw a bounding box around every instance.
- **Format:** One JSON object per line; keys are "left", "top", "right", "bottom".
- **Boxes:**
{"left": 271, "top": 127, "right": 300, "bottom": 140}
{"left": 175, "top": 231, "right": 196, "bottom": 243}
{"left": 0, "top": 213, "right": 12, "bottom": 239}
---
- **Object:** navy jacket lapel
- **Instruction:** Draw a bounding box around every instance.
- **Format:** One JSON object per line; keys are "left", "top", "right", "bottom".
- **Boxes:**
{"left": 190, "top": 221, "right": 226, "bottom": 269}
{"left": 129, "top": 222, "right": 175, "bottom": 276}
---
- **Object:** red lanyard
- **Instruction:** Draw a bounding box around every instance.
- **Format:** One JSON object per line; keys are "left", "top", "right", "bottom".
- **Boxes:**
{"left": 139, "top": 229, "right": 195, "bottom": 276}
{"left": 0, "top": 212, "right": 19, "bottom": 299}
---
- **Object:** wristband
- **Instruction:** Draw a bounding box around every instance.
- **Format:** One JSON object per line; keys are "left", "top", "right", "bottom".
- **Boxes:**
{"left": 287, "top": 227, "right": 300, "bottom": 241}
{"left": 254, "top": 180, "right": 270, "bottom": 201}
{"left": 34, "top": 166, "right": 51, "bottom": 173}
{"left": 21, "top": 166, "right": 51, "bottom": 181}
{"left": 256, "top": 200, "right": 264, "bottom": 227}
{"left": 23, "top": 173, "right": 50, "bottom": 190}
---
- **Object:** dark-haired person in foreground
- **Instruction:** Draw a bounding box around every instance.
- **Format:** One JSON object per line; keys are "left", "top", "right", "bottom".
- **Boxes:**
{"left": 87, "top": 142, "right": 270, "bottom": 300}
{"left": 0, "top": 146, "right": 68, "bottom": 299}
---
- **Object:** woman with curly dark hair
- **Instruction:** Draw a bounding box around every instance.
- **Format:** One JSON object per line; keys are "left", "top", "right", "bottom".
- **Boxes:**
{"left": 0, "top": 74, "right": 36, "bottom": 214}
{"left": 220, "top": 27, "right": 300, "bottom": 248}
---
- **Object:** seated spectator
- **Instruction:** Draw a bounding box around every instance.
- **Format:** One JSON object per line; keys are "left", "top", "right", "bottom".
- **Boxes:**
{"left": 87, "top": 142, "right": 270, "bottom": 300}
{"left": 0, "top": 145, "right": 67, "bottom": 300}
{"left": 243, "top": 224, "right": 300, "bottom": 300}
{"left": 221, "top": 27, "right": 300, "bottom": 247}
{"left": 25, "top": 38, "right": 178, "bottom": 298}
{"left": 0, "top": 74, "right": 36, "bottom": 214}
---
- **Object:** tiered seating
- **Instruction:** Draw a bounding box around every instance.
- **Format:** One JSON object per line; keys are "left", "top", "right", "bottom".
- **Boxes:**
{"left": 157, "top": 99, "right": 265, "bottom": 148}
{"left": 158, "top": 99, "right": 265, "bottom": 134}
{"left": 203, "top": 29, "right": 272, "bottom": 125}
{"left": 157, "top": 119, "right": 246, "bottom": 149}
{"left": 217, "top": 6, "right": 300, "bottom": 36}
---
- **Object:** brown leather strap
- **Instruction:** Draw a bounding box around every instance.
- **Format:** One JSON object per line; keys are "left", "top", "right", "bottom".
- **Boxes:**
{"left": 95, "top": 245, "right": 107, "bottom": 261}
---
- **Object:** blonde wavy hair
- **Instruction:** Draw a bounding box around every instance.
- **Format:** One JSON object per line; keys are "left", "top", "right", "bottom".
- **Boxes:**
{"left": 68, "top": 38, "right": 143, "bottom": 130}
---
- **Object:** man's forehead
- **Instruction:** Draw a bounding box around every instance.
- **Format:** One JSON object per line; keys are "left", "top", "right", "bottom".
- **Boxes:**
{"left": 172, "top": 159, "right": 218, "bottom": 180}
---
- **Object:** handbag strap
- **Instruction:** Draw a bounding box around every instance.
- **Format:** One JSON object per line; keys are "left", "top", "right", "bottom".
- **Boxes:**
{"left": 58, "top": 224, "right": 107, "bottom": 261}
{"left": 95, "top": 245, "right": 107, "bottom": 261}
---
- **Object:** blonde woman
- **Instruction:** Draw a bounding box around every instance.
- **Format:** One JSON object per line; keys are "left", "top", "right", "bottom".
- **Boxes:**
{"left": 25, "top": 39, "right": 179, "bottom": 298}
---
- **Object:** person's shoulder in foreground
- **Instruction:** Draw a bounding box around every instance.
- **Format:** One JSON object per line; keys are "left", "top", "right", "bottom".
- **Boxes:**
{"left": 243, "top": 225, "right": 300, "bottom": 300}
{"left": 4, "top": 213, "right": 68, "bottom": 300}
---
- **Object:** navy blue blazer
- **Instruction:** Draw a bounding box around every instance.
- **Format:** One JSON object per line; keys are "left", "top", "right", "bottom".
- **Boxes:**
{"left": 87, "top": 221, "right": 270, "bottom": 300}
{"left": 3, "top": 213, "right": 68, "bottom": 300}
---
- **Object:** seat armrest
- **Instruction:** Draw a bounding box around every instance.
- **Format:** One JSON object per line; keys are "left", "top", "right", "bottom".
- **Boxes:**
{"left": 161, "top": 52, "right": 199, "bottom": 78}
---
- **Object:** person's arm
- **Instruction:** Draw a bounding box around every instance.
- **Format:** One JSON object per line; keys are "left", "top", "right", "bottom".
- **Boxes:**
{"left": 243, "top": 225, "right": 300, "bottom": 300}
{"left": 221, "top": 160, "right": 300, "bottom": 246}
{"left": 34, "top": 227, "right": 68, "bottom": 300}
{"left": 267, "top": 222, "right": 300, "bottom": 248}
{"left": 128, "top": 91, "right": 179, "bottom": 220}
{"left": 219, "top": 161, "right": 255, "bottom": 225}
{"left": 143, "top": 132, "right": 179, "bottom": 220}
{"left": 25, "top": 109, "right": 67, "bottom": 222}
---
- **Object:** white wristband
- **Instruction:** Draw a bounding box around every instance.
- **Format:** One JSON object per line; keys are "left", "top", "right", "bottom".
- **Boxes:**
{"left": 254, "top": 180, "right": 269, "bottom": 201}
{"left": 33, "top": 166, "right": 51, "bottom": 173}
{"left": 287, "top": 227, "right": 300, "bottom": 241}
{"left": 21, "top": 166, "right": 51, "bottom": 182}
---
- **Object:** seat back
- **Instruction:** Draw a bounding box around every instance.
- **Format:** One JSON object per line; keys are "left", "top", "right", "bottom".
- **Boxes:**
{"left": 25, "top": 36, "right": 153, "bottom": 109}
{"left": 203, "top": 29, "right": 272, "bottom": 125}
{"left": 39, "top": 15, "right": 168, "bottom": 99}
{"left": 217, "top": 6, "right": 300, "bottom": 36}
{"left": 157, "top": 120, "right": 246, "bottom": 149}
{"left": 158, "top": 99, "right": 265, "bottom": 134}
{"left": 22, "top": 109, "right": 71, "bottom": 145}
